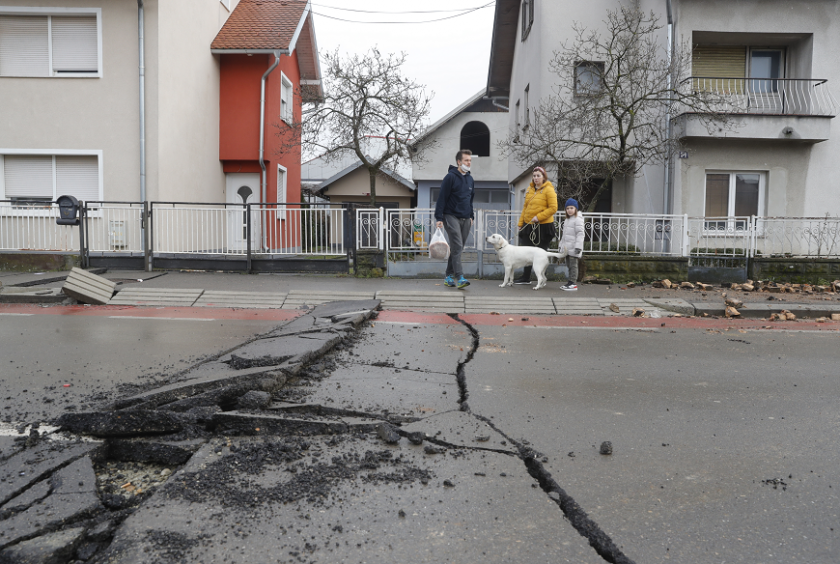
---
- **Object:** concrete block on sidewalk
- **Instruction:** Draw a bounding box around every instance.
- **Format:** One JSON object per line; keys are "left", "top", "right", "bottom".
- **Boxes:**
{"left": 61, "top": 267, "right": 117, "bottom": 305}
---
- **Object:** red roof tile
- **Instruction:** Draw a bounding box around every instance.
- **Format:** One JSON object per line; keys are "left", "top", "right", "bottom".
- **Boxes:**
{"left": 211, "top": 0, "right": 308, "bottom": 51}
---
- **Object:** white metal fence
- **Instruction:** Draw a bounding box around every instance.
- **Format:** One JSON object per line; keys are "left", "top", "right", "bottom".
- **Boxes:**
{"left": 356, "top": 208, "right": 384, "bottom": 251}
{"left": 370, "top": 208, "right": 840, "bottom": 260}
{"left": 150, "top": 203, "right": 346, "bottom": 257}
{"left": 0, "top": 201, "right": 78, "bottom": 252}
{"left": 85, "top": 202, "right": 145, "bottom": 254}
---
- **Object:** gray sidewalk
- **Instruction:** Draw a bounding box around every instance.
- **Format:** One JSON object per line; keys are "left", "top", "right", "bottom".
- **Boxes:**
{"left": 2, "top": 269, "right": 840, "bottom": 318}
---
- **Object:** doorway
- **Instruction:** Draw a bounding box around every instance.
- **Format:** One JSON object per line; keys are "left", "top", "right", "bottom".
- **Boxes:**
{"left": 225, "top": 173, "right": 260, "bottom": 251}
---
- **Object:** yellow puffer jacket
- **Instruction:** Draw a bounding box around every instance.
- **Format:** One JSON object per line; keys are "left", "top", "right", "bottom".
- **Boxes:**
{"left": 517, "top": 181, "right": 558, "bottom": 227}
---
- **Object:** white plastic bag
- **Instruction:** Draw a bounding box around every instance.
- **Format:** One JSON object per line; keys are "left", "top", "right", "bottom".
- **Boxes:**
{"left": 428, "top": 227, "right": 450, "bottom": 260}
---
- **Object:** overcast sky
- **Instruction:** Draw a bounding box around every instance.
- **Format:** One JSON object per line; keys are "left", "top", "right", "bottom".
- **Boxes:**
{"left": 309, "top": 1, "right": 496, "bottom": 125}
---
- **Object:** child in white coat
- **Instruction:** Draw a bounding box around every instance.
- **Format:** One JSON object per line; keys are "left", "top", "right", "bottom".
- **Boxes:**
{"left": 558, "top": 199, "right": 584, "bottom": 290}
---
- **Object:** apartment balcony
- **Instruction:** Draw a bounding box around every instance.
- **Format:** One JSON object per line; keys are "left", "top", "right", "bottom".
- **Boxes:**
{"left": 676, "top": 78, "right": 839, "bottom": 143}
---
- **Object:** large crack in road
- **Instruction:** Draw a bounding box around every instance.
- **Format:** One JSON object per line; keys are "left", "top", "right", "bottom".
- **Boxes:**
{"left": 449, "top": 313, "right": 637, "bottom": 564}
{"left": 1, "top": 301, "right": 636, "bottom": 563}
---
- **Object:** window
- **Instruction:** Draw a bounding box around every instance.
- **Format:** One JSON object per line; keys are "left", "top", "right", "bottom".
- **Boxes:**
{"left": 523, "top": 84, "right": 530, "bottom": 128}
{"left": 220, "top": 0, "right": 231, "bottom": 10}
{"left": 459, "top": 121, "right": 490, "bottom": 157}
{"left": 431, "top": 188, "right": 507, "bottom": 205}
{"left": 575, "top": 62, "right": 604, "bottom": 95}
{"left": 0, "top": 9, "right": 101, "bottom": 77}
{"left": 1, "top": 153, "right": 101, "bottom": 209}
{"left": 515, "top": 100, "right": 521, "bottom": 130}
{"left": 704, "top": 172, "right": 764, "bottom": 230}
{"left": 520, "top": 0, "right": 533, "bottom": 41}
{"left": 280, "top": 72, "right": 293, "bottom": 125}
{"left": 277, "top": 164, "right": 287, "bottom": 219}
{"left": 749, "top": 49, "right": 784, "bottom": 94}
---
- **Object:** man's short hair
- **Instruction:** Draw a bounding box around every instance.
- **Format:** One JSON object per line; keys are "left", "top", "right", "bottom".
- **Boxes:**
{"left": 455, "top": 149, "right": 472, "bottom": 163}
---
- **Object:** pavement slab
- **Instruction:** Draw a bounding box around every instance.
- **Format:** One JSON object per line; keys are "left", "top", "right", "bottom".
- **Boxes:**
{"left": 282, "top": 290, "right": 376, "bottom": 309}
{"left": 193, "top": 290, "right": 287, "bottom": 308}
{"left": 0, "top": 441, "right": 102, "bottom": 507}
{"left": 100, "top": 435, "right": 605, "bottom": 564}
{"left": 107, "top": 287, "right": 204, "bottom": 307}
{"left": 401, "top": 410, "right": 513, "bottom": 452}
{"left": 211, "top": 411, "right": 383, "bottom": 436}
{"left": 0, "top": 526, "right": 86, "bottom": 564}
{"left": 465, "top": 295, "right": 555, "bottom": 314}
{"left": 375, "top": 290, "right": 465, "bottom": 313}
{"left": 57, "top": 410, "right": 185, "bottom": 437}
{"left": 553, "top": 297, "right": 604, "bottom": 315}
{"left": 0, "top": 456, "right": 102, "bottom": 550}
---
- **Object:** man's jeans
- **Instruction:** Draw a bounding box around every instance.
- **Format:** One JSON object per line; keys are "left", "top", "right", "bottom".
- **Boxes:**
{"left": 443, "top": 215, "right": 472, "bottom": 278}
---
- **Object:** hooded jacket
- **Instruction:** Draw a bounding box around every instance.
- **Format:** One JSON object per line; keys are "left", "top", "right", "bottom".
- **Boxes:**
{"left": 434, "top": 165, "right": 474, "bottom": 222}
{"left": 559, "top": 211, "right": 585, "bottom": 257}
{"left": 517, "top": 181, "right": 558, "bottom": 227}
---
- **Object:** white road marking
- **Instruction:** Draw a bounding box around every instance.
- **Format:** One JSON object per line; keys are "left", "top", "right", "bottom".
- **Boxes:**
{"left": 0, "top": 313, "right": 34, "bottom": 316}
{"left": 107, "top": 316, "right": 216, "bottom": 321}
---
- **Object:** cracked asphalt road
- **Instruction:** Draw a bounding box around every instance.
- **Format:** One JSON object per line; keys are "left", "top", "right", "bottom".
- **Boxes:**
{"left": 1, "top": 303, "right": 839, "bottom": 563}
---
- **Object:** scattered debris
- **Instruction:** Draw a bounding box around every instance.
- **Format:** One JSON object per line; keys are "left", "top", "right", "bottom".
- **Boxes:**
{"left": 725, "top": 306, "right": 741, "bottom": 318}
{"left": 608, "top": 303, "right": 620, "bottom": 313}
{"left": 632, "top": 308, "right": 646, "bottom": 318}
{"left": 599, "top": 441, "right": 613, "bottom": 455}
{"left": 680, "top": 281, "right": 695, "bottom": 289}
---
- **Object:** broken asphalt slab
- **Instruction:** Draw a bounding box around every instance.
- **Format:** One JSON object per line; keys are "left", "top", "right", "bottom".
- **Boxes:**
{"left": 99, "top": 435, "right": 605, "bottom": 564}
{"left": 0, "top": 456, "right": 102, "bottom": 550}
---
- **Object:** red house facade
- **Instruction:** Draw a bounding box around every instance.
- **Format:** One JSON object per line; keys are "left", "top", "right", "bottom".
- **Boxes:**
{"left": 211, "top": 0, "right": 322, "bottom": 251}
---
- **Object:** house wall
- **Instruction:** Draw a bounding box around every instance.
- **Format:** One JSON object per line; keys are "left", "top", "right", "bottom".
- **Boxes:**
{"left": 675, "top": 0, "right": 840, "bottom": 217}
{"left": 505, "top": 0, "right": 667, "bottom": 212}
{"left": 156, "top": 0, "right": 227, "bottom": 202}
{"left": 0, "top": 0, "right": 143, "bottom": 201}
{"left": 413, "top": 111, "right": 509, "bottom": 182}
{"left": 219, "top": 52, "right": 301, "bottom": 205}
{"left": 323, "top": 167, "right": 414, "bottom": 208}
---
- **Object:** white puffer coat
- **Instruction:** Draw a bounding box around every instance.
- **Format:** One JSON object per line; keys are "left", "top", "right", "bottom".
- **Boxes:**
{"left": 559, "top": 212, "right": 585, "bottom": 257}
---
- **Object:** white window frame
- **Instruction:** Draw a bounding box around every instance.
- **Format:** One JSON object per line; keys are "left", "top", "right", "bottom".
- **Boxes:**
{"left": 703, "top": 170, "right": 765, "bottom": 232}
{"left": 0, "top": 149, "right": 103, "bottom": 216}
{"left": 0, "top": 7, "right": 102, "bottom": 78}
{"left": 523, "top": 84, "right": 529, "bottom": 129}
{"left": 276, "top": 163, "right": 287, "bottom": 220}
{"left": 280, "top": 71, "right": 293, "bottom": 125}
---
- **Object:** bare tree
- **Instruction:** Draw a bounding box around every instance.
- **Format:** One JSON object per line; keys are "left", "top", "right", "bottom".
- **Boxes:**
{"left": 279, "top": 48, "right": 432, "bottom": 207}
{"left": 500, "top": 2, "right": 733, "bottom": 212}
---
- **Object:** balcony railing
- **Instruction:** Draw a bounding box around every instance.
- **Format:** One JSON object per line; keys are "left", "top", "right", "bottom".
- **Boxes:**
{"left": 681, "top": 77, "right": 839, "bottom": 117}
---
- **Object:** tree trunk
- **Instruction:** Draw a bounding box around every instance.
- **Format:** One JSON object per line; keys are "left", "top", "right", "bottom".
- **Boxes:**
{"left": 585, "top": 176, "right": 612, "bottom": 213}
{"left": 368, "top": 168, "right": 377, "bottom": 207}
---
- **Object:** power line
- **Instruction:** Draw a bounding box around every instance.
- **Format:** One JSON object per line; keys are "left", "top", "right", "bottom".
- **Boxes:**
{"left": 311, "top": 2, "right": 493, "bottom": 24}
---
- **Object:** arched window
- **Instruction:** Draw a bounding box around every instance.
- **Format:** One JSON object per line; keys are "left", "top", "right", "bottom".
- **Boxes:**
{"left": 460, "top": 121, "right": 490, "bottom": 157}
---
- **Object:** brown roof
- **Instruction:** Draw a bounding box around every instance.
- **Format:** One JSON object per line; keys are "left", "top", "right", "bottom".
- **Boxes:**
{"left": 211, "top": 0, "right": 309, "bottom": 51}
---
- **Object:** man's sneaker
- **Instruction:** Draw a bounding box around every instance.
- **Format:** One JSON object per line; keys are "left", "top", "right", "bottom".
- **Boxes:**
{"left": 513, "top": 277, "right": 532, "bottom": 285}
{"left": 444, "top": 275, "right": 456, "bottom": 287}
{"left": 560, "top": 281, "right": 578, "bottom": 291}
{"left": 456, "top": 276, "right": 471, "bottom": 289}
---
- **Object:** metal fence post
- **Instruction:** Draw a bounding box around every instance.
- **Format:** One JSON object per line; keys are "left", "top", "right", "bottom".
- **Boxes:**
{"left": 245, "top": 203, "right": 252, "bottom": 273}
{"left": 143, "top": 201, "right": 152, "bottom": 272}
{"left": 79, "top": 202, "right": 88, "bottom": 269}
{"left": 379, "top": 206, "right": 384, "bottom": 251}
{"left": 344, "top": 205, "right": 353, "bottom": 270}
{"left": 682, "top": 214, "right": 690, "bottom": 258}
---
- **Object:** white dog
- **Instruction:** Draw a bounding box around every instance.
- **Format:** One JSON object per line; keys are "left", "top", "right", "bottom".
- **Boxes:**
{"left": 486, "top": 233, "right": 568, "bottom": 290}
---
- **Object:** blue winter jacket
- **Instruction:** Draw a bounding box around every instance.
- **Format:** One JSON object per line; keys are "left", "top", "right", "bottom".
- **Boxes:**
{"left": 434, "top": 165, "right": 475, "bottom": 222}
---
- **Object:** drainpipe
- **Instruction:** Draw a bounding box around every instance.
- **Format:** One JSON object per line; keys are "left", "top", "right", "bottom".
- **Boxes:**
{"left": 260, "top": 52, "right": 281, "bottom": 251}
{"left": 663, "top": 0, "right": 674, "bottom": 216}
{"left": 138, "top": 0, "right": 149, "bottom": 270}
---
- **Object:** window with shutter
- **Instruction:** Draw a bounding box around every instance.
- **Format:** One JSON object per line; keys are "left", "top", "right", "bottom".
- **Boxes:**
{"left": 56, "top": 156, "right": 98, "bottom": 202}
{"left": 51, "top": 16, "right": 97, "bottom": 74}
{"left": 3, "top": 155, "right": 53, "bottom": 200}
{"left": 0, "top": 10, "right": 100, "bottom": 77}
{"left": 1, "top": 153, "right": 101, "bottom": 209}
{"left": 0, "top": 15, "right": 49, "bottom": 77}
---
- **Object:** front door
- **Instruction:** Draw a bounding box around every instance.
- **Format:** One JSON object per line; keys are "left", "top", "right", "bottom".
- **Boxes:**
{"left": 225, "top": 173, "right": 260, "bottom": 251}
{"left": 749, "top": 49, "right": 784, "bottom": 113}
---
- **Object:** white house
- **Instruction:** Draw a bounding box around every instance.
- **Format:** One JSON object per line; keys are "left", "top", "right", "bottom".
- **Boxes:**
{"left": 486, "top": 0, "right": 840, "bottom": 219}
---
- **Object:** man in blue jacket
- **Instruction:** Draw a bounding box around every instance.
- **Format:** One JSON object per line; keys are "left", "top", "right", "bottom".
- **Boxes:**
{"left": 435, "top": 149, "right": 474, "bottom": 289}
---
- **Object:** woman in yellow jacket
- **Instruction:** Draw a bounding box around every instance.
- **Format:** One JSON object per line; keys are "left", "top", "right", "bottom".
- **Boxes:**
{"left": 514, "top": 166, "right": 558, "bottom": 284}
